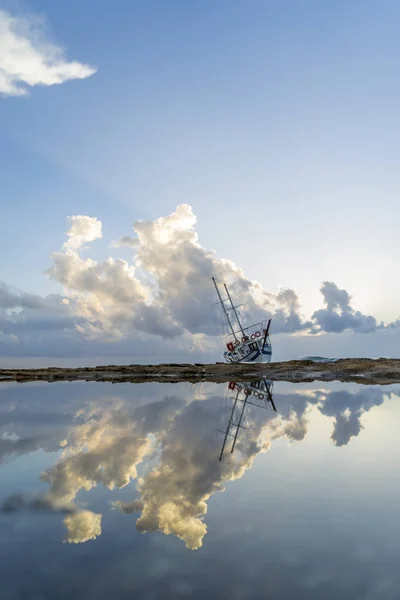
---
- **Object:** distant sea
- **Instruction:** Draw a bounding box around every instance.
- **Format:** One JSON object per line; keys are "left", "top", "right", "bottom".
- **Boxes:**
{"left": 301, "top": 356, "right": 338, "bottom": 363}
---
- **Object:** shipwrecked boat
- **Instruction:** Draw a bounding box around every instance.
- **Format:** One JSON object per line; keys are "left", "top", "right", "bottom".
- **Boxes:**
{"left": 212, "top": 277, "right": 272, "bottom": 364}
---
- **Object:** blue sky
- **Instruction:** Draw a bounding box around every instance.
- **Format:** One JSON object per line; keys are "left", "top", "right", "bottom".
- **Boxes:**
{"left": 1, "top": 0, "right": 400, "bottom": 362}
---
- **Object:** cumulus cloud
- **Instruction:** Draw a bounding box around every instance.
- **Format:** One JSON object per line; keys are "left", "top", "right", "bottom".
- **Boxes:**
{"left": 312, "top": 282, "right": 380, "bottom": 334}
{"left": 113, "top": 499, "right": 143, "bottom": 514}
{"left": 0, "top": 9, "right": 96, "bottom": 97}
{"left": 64, "top": 510, "right": 102, "bottom": 544}
{"left": 1, "top": 493, "right": 101, "bottom": 544}
{"left": 47, "top": 205, "right": 387, "bottom": 343}
{"left": 48, "top": 213, "right": 184, "bottom": 340}
{"left": 47, "top": 205, "right": 312, "bottom": 343}
{"left": 0, "top": 435, "right": 44, "bottom": 464}
{"left": 0, "top": 289, "right": 80, "bottom": 352}
{"left": 111, "top": 236, "right": 139, "bottom": 249}
{"left": 0, "top": 282, "right": 44, "bottom": 310}
{"left": 63, "top": 215, "right": 102, "bottom": 251}
{"left": 1, "top": 492, "right": 74, "bottom": 514}
{"left": 130, "top": 204, "right": 293, "bottom": 336}
{"left": 0, "top": 204, "right": 397, "bottom": 357}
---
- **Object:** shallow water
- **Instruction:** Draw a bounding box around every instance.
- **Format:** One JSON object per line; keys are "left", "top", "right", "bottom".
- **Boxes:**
{"left": 0, "top": 379, "right": 399, "bottom": 599}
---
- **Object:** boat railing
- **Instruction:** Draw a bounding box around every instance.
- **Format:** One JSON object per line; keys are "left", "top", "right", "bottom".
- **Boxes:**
{"left": 225, "top": 320, "right": 270, "bottom": 347}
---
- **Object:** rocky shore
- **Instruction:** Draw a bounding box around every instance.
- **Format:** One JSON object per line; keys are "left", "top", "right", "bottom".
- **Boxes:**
{"left": 1, "top": 358, "right": 400, "bottom": 385}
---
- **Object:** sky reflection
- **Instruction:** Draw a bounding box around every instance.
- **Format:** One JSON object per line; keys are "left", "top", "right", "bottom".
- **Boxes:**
{"left": 0, "top": 380, "right": 399, "bottom": 599}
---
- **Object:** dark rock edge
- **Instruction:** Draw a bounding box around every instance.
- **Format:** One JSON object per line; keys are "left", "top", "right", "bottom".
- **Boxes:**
{"left": 1, "top": 358, "right": 400, "bottom": 385}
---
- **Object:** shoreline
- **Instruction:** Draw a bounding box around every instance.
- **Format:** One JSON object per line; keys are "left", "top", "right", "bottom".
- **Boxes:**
{"left": 1, "top": 358, "right": 400, "bottom": 385}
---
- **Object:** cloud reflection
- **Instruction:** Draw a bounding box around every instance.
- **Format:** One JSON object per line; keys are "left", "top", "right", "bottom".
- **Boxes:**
{"left": 317, "top": 388, "right": 384, "bottom": 446}
{"left": 0, "top": 382, "right": 392, "bottom": 549}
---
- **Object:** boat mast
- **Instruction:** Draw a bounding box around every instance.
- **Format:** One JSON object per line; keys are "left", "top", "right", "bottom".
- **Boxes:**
{"left": 218, "top": 387, "right": 241, "bottom": 461}
{"left": 218, "top": 381, "right": 277, "bottom": 460}
{"left": 212, "top": 277, "right": 237, "bottom": 340}
{"left": 262, "top": 318, "right": 271, "bottom": 350}
{"left": 224, "top": 283, "right": 245, "bottom": 338}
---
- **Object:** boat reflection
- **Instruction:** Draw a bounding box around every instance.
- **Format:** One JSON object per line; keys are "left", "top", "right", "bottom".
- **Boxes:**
{"left": 218, "top": 380, "right": 276, "bottom": 461}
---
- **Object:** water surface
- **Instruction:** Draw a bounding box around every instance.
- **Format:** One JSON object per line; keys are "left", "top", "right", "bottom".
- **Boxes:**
{"left": 0, "top": 379, "right": 399, "bottom": 599}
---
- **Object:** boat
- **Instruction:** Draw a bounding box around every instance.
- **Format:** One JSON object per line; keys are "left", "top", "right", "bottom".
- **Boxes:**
{"left": 212, "top": 277, "right": 272, "bottom": 364}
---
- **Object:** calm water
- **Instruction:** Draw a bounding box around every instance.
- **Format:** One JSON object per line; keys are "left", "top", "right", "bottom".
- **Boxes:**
{"left": 0, "top": 379, "right": 399, "bottom": 599}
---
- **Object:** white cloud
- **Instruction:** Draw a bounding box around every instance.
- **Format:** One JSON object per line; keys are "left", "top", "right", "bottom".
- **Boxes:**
{"left": 111, "top": 236, "right": 139, "bottom": 249}
{"left": 0, "top": 9, "right": 96, "bottom": 97}
{"left": 46, "top": 204, "right": 385, "bottom": 345}
{"left": 0, "top": 282, "right": 44, "bottom": 309}
{"left": 64, "top": 510, "right": 102, "bottom": 544}
{"left": 63, "top": 215, "right": 102, "bottom": 252}
{"left": 47, "top": 205, "right": 309, "bottom": 341}
{"left": 1, "top": 204, "right": 399, "bottom": 359}
{"left": 311, "top": 282, "right": 381, "bottom": 334}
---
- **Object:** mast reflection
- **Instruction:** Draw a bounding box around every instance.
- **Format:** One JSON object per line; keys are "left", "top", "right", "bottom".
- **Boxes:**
{"left": 218, "top": 380, "right": 276, "bottom": 461}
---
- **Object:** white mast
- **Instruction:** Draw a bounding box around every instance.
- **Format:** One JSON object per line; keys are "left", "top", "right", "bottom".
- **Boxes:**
{"left": 212, "top": 277, "right": 238, "bottom": 340}
{"left": 218, "top": 381, "right": 276, "bottom": 460}
{"left": 223, "top": 283, "right": 245, "bottom": 338}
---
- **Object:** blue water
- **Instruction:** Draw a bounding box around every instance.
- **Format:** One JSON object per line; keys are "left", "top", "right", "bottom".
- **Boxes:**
{"left": 0, "top": 379, "right": 399, "bottom": 599}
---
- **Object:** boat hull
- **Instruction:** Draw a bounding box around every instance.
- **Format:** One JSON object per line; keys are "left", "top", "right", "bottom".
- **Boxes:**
{"left": 224, "top": 344, "right": 272, "bottom": 364}
{"left": 249, "top": 349, "right": 272, "bottom": 364}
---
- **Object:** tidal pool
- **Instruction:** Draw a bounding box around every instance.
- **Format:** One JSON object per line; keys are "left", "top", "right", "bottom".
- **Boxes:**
{"left": 0, "top": 379, "right": 399, "bottom": 599}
